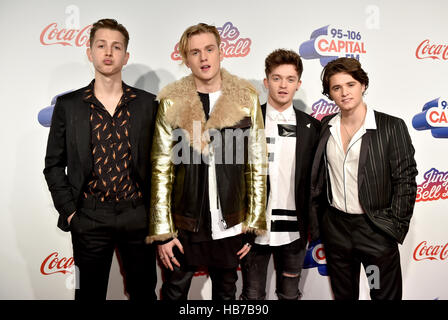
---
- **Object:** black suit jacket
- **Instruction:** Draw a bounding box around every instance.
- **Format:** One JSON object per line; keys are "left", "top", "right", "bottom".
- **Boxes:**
{"left": 309, "top": 110, "right": 418, "bottom": 244}
{"left": 44, "top": 82, "right": 158, "bottom": 231}
{"left": 261, "top": 103, "right": 321, "bottom": 247}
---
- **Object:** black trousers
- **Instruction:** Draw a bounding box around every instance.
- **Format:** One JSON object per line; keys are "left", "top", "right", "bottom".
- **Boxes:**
{"left": 161, "top": 246, "right": 238, "bottom": 300}
{"left": 240, "top": 239, "right": 306, "bottom": 300}
{"left": 321, "top": 206, "right": 402, "bottom": 300}
{"left": 70, "top": 198, "right": 157, "bottom": 300}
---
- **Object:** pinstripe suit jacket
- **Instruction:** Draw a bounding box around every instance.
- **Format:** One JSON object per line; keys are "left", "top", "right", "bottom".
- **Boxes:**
{"left": 309, "top": 110, "right": 417, "bottom": 244}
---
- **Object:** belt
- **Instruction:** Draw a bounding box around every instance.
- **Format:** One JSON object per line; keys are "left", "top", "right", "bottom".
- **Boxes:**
{"left": 328, "top": 205, "right": 364, "bottom": 217}
{"left": 80, "top": 197, "right": 144, "bottom": 210}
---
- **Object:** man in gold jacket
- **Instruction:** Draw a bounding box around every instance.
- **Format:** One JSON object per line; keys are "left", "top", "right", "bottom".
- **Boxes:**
{"left": 146, "top": 23, "right": 267, "bottom": 300}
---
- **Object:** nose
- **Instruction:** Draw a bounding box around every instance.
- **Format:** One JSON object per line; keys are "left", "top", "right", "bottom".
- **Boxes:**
{"left": 105, "top": 45, "right": 112, "bottom": 56}
{"left": 280, "top": 79, "right": 287, "bottom": 88}
{"left": 341, "top": 86, "right": 348, "bottom": 96}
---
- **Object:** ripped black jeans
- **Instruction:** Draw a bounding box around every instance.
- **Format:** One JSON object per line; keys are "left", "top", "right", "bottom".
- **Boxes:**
{"left": 240, "top": 239, "right": 306, "bottom": 300}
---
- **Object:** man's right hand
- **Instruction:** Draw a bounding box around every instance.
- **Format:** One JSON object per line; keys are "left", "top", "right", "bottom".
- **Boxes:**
{"left": 157, "top": 238, "right": 184, "bottom": 271}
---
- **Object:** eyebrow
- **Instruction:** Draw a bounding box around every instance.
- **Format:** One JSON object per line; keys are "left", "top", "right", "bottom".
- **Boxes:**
{"left": 94, "top": 39, "right": 124, "bottom": 46}
{"left": 189, "top": 44, "right": 217, "bottom": 53}
{"left": 270, "top": 74, "right": 298, "bottom": 79}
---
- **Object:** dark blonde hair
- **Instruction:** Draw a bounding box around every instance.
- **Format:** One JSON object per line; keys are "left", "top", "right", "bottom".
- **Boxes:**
{"left": 89, "top": 18, "right": 130, "bottom": 49}
{"left": 265, "top": 49, "right": 303, "bottom": 79}
{"left": 321, "top": 58, "right": 369, "bottom": 99}
{"left": 178, "top": 23, "right": 221, "bottom": 63}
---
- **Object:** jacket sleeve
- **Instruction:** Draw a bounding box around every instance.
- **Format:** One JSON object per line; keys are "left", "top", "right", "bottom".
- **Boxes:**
{"left": 146, "top": 98, "right": 178, "bottom": 243}
{"left": 386, "top": 118, "right": 418, "bottom": 243}
{"left": 243, "top": 91, "right": 268, "bottom": 234}
{"left": 43, "top": 98, "right": 76, "bottom": 232}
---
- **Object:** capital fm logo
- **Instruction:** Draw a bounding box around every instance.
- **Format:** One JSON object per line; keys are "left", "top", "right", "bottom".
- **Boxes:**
{"left": 416, "top": 168, "right": 448, "bottom": 202}
{"left": 416, "top": 40, "right": 448, "bottom": 60}
{"left": 171, "top": 22, "right": 251, "bottom": 61}
{"left": 38, "top": 90, "right": 73, "bottom": 127}
{"left": 412, "top": 97, "right": 448, "bottom": 138}
{"left": 303, "top": 239, "right": 328, "bottom": 276}
{"left": 299, "top": 25, "right": 367, "bottom": 67}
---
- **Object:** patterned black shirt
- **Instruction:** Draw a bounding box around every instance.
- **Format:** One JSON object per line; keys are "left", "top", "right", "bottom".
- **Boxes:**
{"left": 82, "top": 81, "right": 142, "bottom": 202}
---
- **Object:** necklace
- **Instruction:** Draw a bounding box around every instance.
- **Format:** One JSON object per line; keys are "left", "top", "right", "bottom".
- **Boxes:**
{"left": 341, "top": 121, "right": 355, "bottom": 142}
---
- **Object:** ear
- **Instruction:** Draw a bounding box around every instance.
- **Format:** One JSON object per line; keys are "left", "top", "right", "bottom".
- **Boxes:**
{"left": 86, "top": 47, "right": 93, "bottom": 62}
{"left": 219, "top": 46, "right": 224, "bottom": 62}
{"left": 361, "top": 83, "right": 366, "bottom": 95}
{"left": 296, "top": 80, "right": 302, "bottom": 91}
{"left": 263, "top": 78, "right": 269, "bottom": 90}
{"left": 123, "top": 52, "right": 130, "bottom": 66}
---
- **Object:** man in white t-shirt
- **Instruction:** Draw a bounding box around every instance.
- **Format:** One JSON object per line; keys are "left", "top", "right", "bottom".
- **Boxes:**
{"left": 240, "top": 49, "right": 320, "bottom": 300}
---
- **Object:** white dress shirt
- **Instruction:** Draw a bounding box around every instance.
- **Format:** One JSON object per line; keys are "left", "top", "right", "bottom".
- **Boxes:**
{"left": 256, "top": 103, "right": 300, "bottom": 246}
{"left": 326, "top": 106, "right": 377, "bottom": 214}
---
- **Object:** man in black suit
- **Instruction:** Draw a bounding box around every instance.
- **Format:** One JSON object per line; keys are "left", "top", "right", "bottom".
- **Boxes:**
{"left": 240, "top": 49, "right": 320, "bottom": 300}
{"left": 309, "top": 58, "right": 417, "bottom": 300}
{"left": 43, "top": 19, "right": 157, "bottom": 300}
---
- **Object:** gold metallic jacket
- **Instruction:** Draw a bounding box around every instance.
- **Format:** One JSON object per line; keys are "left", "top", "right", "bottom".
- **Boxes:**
{"left": 146, "top": 69, "right": 267, "bottom": 243}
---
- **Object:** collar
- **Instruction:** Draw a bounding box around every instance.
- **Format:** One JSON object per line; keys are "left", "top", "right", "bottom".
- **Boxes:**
{"left": 83, "top": 80, "right": 137, "bottom": 107}
{"left": 328, "top": 105, "right": 377, "bottom": 130}
{"left": 266, "top": 102, "right": 295, "bottom": 121}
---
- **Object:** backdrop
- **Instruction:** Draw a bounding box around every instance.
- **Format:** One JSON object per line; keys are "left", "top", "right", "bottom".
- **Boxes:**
{"left": 1, "top": 0, "right": 447, "bottom": 300}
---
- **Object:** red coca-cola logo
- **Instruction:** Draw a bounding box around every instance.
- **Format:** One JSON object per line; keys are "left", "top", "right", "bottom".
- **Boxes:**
{"left": 415, "top": 39, "right": 448, "bottom": 60}
{"left": 40, "top": 252, "right": 74, "bottom": 275}
{"left": 413, "top": 241, "right": 448, "bottom": 261}
{"left": 40, "top": 23, "right": 91, "bottom": 47}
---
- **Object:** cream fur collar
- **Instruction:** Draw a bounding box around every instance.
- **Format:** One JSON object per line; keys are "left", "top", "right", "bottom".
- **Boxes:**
{"left": 157, "top": 69, "right": 257, "bottom": 153}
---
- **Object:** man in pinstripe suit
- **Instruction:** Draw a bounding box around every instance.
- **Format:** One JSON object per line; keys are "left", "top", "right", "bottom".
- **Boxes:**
{"left": 309, "top": 58, "right": 417, "bottom": 300}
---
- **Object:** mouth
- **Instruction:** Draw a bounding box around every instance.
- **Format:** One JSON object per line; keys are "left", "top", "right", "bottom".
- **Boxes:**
{"left": 103, "top": 59, "right": 113, "bottom": 65}
{"left": 200, "top": 65, "right": 211, "bottom": 71}
{"left": 278, "top": 91, "right": 288, "bottom": 96}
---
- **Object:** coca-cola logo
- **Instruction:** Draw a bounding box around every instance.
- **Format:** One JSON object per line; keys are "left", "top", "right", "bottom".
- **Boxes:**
{"left": 40, "top": 252, "right": 74, "bottom": 275}
{"left": 40, "top": 23, "right": 91, "bottom": 47}
{"left": 413, "top": 241, "right": 448, "bottom": 261}
{"left": 171, "top": 22, "right": 251, "bottom": 61}
{"left": 415, "top": 39, "right": 448, "bottom": 60}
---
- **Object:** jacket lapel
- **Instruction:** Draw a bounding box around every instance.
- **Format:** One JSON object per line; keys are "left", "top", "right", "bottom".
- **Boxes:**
{"left": 293, "top": 107, "right": 309, "bottom": 193}
{"left": 310, "top": 118, "right": 332, "bottom": 189}
{"left": 358, "top": 129, "right": 372, "bottom": 190}
{"left": 125, "top": 85, "right": 140, "bottom": 169}
{"left": 74, "top": 98, "right": 92, "bottom": 178}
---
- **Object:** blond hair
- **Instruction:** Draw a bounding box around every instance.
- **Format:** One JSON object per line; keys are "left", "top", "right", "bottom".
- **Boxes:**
{"left": 178, "top": 23, "right": 221, "bottom": 63}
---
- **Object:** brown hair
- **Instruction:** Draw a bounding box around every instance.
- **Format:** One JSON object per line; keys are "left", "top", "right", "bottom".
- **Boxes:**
{"left": 321, "top": 57, "right": 369, "bottom": 99}
{"left": 89, "top": 18, "right": 130, "bottom": 49}
{"left": 265, "top": 49, "right": 303, "bottom": 79}
{"left": 178, "top": 23, "right": 221, "bottom": 63}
